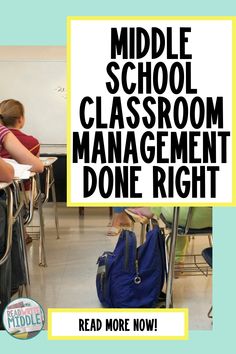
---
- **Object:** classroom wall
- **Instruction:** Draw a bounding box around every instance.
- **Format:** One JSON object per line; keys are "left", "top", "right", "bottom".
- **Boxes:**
{"left": 0, "top": 46, "right": 66, "bottom": 145}
{"left": 0, "top": 46, "right": 65, "bottom": 60}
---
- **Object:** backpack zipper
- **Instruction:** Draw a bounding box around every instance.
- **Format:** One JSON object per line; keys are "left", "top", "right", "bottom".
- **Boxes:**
{"left": 124, "top": 232, "right": 141, "bottom": 283}
{"left": 125, "top": 232, "right": 130, "bottom": 271}
{"left": 125, "top": 231, "right": 137, "bottom": 271}
{"left": 134, "top": 249, "right": 141, "bottom": 284}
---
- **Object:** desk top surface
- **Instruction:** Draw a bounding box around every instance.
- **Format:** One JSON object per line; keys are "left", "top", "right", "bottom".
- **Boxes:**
{"left": 40, "top": 156, "right": 58, "bottom": 166}
{"left": 0, "top": 181, "right": 12, "bottom": 189}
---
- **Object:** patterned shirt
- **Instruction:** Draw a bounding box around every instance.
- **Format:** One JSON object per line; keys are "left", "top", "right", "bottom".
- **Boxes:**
{"left": 0, "top": 124, "right": 10, "bottom": 148}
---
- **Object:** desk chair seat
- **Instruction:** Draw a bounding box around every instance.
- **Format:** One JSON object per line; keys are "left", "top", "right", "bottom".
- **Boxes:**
{"left": 153, "top": 207, "right": 212, "bottom": 231}
{"left": 154, "top": 207, "right": 212, "bottom": 265}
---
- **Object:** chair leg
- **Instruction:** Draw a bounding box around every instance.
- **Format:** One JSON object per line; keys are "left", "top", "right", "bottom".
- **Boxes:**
{"left": 109, "top": 207, "right": 113, "bottom": 217}
{"left": 166, "top": 207, "right": 180, "bottom": 309}
{"left": 35, "top": 174, "right": 47, "bottom": 267}
{"left": 79, "top": 207, "right": 84, "bottom": 216}
{"left": 208, "top": 306, "right": 213, "bottom": 319}
{"left": 50, "top": 166, "right": 60, "bottom": 239}
{"left": 18, "top": 285, "right": 24, "bottom": 298}
{"left": 208, "top": 234, "right": 213, "bottom": 247}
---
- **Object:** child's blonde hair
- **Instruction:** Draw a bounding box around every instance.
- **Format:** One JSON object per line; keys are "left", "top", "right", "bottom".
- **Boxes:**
{"left": 0, "top": 99, "right": 24, "bottom": 127}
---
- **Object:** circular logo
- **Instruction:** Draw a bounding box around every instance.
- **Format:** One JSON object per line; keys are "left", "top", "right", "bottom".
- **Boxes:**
{"left": 2, "top": 298, "right": 44, "bottom": 339}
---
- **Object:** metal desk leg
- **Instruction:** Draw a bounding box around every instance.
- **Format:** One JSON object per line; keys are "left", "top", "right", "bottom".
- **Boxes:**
{"left": 166, "top": 207, "right": 180, "bottom": 308}
{"left": 23, "top": 175, "right": 36, "bottom": 225}
{"left": 109, "top": 207, "right": 113, "bottom": 217}
{"left": 13, "top": 181, "right": 31, "bottom": 297}
{"left": 50, "top": 166, "right": 60, "bottom": 239}
{"left": 35, "top": 174, "right": 47, "bottom": 267}
{"left": 79, "top": 207, "right": 84, "bottom": 216}
{"left": 0, "top": 187, "right": 14, "bottom": 266}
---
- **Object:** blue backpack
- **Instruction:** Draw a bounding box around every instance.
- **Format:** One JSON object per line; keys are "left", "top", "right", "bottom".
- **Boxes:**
{"left": 96, "top": 227, "right": 166, "bottom": 308}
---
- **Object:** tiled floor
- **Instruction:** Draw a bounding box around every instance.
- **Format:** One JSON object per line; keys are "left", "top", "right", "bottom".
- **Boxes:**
{"left": 26, "top": 204, "right": 212, "bottom": 330}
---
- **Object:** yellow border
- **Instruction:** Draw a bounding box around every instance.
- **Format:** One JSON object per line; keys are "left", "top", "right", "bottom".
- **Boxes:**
{"left": 68, "top": 16, "right": 235, "bottom": 21}
{"left": 67, "top": 16, "right": 236, "bottom": 207}
{"left": 66, "top": 17, "right": 72, "bottom": 206}
{"left": 48, "top": 308, "right": 188, "bottom": 341}
{"left": 232, "top": 18, "right": 236, "bottom": 205}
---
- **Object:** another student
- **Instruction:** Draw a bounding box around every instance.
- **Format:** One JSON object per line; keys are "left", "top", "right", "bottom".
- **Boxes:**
{"left": 0, "top": 99, "right": 41, "bottom": 161}
{"left": 0, "top": 99, "right": 42, "bottom": 197}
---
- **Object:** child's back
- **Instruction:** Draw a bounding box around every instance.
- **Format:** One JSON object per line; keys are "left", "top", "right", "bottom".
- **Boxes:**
{"left": 0, "top": 99, "right": 41, "bottom": 189}
{"left": 0, "top": 99, "right": 40, "bottom": 158}
{"left": 0, "top": 128, "right": 40, "bottom": 158}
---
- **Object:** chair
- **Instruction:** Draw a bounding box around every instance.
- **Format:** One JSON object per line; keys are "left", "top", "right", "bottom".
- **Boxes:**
{"left": 152, "top": 207, "right": 212, "bottom": 308}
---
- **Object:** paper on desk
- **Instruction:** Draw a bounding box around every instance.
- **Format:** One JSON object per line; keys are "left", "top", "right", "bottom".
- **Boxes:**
{"left": 40, "top": 156, "right": 57, "bottom": 166}
{"left": 3, "top": 158, "right": 32, "bottom": 179}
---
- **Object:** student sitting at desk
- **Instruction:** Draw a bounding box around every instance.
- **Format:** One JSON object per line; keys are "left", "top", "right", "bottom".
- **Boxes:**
{"left": 0, "top": 99, "right": 41, "bottom": 197}
{"left": 0, "top": 100, "right": 43, "bottom": 243}
{"left": 0, "top": 99, "right": 40, "bottom": 161}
